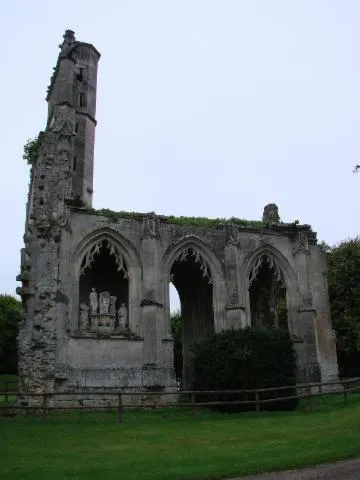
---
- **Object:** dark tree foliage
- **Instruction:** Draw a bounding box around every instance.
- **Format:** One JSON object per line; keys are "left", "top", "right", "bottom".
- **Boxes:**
{"left": 23, "top": 137, "right": 38, "bottom": 166}
{"left": 191, "top": 327, "right": 297, "bottom": 412}
{"left": 0, "top": 295, "right": 21, "bottom": 374}
{"left": 326, "top": 237, "right": 360, "bottom": 377}
{"left": 170, "top": 310, "right": 183, "bottom": 379}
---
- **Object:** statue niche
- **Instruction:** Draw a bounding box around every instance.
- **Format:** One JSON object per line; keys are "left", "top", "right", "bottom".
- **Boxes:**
{"left": 78, "top": 239, "right": 129, "bottom": 335}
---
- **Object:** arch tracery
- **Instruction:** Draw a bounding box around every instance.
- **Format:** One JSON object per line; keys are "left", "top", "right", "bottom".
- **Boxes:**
{"left": 172, "top": 246, "right": 212, "bottom": 284}
{"left": 80, "top": 238, "right": 128, "bottom": 278}
{"left": 243, "top": 244, "right": 300, "bottom": 337}
{"left": 249, "top": 254, "right": 284, "bottom": 287}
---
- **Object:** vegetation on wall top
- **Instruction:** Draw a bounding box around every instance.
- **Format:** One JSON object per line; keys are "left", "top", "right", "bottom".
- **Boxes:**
{"left": 87, "top": 208, "right": 283, "bottom": 230}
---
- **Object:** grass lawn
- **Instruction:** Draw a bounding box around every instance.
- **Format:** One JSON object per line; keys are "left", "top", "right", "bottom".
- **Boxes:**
{"left": 1, "top": 395, "right": 360, "bottom": 480}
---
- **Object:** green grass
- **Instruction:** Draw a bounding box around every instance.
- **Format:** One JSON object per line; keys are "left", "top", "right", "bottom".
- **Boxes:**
{"left": 1, "top": 395, "right": 360, "bottom": 480}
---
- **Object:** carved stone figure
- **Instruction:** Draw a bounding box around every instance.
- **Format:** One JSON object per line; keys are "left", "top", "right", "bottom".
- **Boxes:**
{"left": 262, "top": 203, "right": 280, "bottom": 223}
{"left": 118, "top": 303, "right": 128, "bottom": 329}
{"left": 293, "top": 229, "right": 309, "bottom": 255}
{"left": 226, "top": 223, "right": 240, "bottom": 247}
{"left": 59, "top": 29, "right": 76, "bottom": 57}
{"left": 89, "top": 288, "right": 98, "bottom": 315}
{"left": 110, "top": 296, "right": 117, "bottom": 316}
{"left": 143, "top": 213, "right": 158, "bottom": 238}
{"left": 79, "top": 303, "right": 89, "bottom": 330}
{"left": 99, "top": 292, "right": 110, "bottom": 314}
{"left": 49, "top": 104, "right": 76, "bottom": 135}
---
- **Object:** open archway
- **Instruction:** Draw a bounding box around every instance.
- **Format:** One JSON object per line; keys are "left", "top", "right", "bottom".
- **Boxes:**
{"left": 169, "top": 247, "right": 214, "bottom": 387}
{"left": 248, "top": 254, "right": 288, "bottom": 329}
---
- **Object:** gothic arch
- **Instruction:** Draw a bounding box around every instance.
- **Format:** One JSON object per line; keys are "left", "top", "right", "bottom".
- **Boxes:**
{"left": 162, "top": 235, "right": 226, "bottom": 333}
{"left": 161, "top": 235, "right": 226, "bottom": 386}
{"left": 70, "top": 227, "right": 143, "bottom": 335}
{"left": 242, "top": 244, "right": 301, "bottom": 338}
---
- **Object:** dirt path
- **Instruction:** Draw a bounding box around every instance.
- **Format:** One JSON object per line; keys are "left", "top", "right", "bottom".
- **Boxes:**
{"left": 230, "top": 457, "right": 360, "bottom": 479}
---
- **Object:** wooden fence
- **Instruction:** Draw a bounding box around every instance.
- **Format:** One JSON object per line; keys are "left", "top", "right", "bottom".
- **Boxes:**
{"left": 1, "top": 377, "right": 359, "bottom": 423}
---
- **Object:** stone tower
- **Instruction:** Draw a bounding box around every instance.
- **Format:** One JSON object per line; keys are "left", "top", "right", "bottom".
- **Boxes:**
{"left": 17, "top": 31, "right": 100, "bottom": 395}
{"left": 17, "top": 31, "right": 339, "bottom": 406}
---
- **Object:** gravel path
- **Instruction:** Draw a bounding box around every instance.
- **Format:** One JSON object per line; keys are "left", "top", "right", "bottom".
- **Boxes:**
{"left": 230, "top": 458, "right": 360, "bottom": 479}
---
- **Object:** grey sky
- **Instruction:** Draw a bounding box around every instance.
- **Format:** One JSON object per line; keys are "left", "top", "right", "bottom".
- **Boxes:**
{"left": 1, "top": 0, "right": 359, "bottom": 300}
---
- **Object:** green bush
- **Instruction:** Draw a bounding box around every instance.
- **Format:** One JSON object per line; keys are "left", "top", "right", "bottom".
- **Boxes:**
{"left": 191, "top": 327, "right": 298, "bottom": 412}
{"left": 0, "top": 295, "right": 21, "bottom": 374}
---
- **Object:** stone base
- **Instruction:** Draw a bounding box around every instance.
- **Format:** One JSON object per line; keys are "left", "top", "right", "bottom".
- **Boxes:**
{"left": 17, "top": 365, "right": 177, "bottom": 409}
{"left": 91, "top": 314, "right": 115, "bottom": 333}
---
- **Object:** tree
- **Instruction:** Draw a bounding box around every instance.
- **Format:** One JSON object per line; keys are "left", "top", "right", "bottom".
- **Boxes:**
{"left": 170, "top": 310, "right": 182, "bottom": 379}
{"left": 0, "top": 295, "right": 21, "bottom": 374}
{"left": 191, "top": 327, "right": 297, "bottom": 411}
{"left": 326, "top": 237, "right": 360, "bottom": 377}
{"left": 23, "top": 137, "right": 38, "bottom": 166}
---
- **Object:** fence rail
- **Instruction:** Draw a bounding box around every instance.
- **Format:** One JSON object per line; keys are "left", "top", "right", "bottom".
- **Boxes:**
{"left": 1, "top": 377, "right": 359, "bottom": 422}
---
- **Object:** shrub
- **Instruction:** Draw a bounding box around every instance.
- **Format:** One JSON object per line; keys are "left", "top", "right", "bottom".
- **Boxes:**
{"left": 191, "top": 327, "right": 298, "bottom": 412}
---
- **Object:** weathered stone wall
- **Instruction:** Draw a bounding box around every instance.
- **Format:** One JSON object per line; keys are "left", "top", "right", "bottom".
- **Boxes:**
{"left": 17, "top": 31, "right": 339, "bottom": 406}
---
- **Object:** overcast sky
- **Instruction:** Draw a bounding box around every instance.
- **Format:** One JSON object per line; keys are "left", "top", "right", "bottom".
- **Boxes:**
{"left": 1, "top": 0, "right": 359, "bottom": 299}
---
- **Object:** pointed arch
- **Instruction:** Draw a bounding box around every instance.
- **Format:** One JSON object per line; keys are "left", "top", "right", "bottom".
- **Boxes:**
{"left": 162, "top": 234, "right": 226, "bottom": 334}
{"left": 70, "top": 227, "right": 143, "bottom": 335}
{"left": 242, "top": 243, "right": 301, "bottom": 338}
{"left": 161, "top": 235, "right": 226, "bottom": 386}
{"left": 72, "top": 227, "right": 142, "bottom": 272}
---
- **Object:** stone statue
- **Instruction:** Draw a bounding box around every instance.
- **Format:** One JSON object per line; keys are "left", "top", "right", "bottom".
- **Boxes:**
{"left": 118, "top": 303, "right": 128, "bottom": 329}
{"left": 143, "top": 213, "right": 158, "bottom": 238}
{"left": 262, "top": 203, "right": 280, "bottom": 223}
{"left": 49, "top": 104, "right": 76, "bottom": 135}
{"left": 59, "top": 29, "right": 76, "bottom": 56}
{"left": 226, "top": 223, "right": 240, "bottom": 247}
{"left": 89, "top": 288, "right": 98, "bottom": 315}
{"left": 79, "top": 303, "right": 89, "bottom": 330}
{"left": 99, "top": 291, "right": 110, "bottom": 314}
{"left": 110, "top": 296, "right": 117, "bottom": 316}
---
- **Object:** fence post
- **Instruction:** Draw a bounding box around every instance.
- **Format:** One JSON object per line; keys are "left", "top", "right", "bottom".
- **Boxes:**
{"left": 191, "top": 392, "right": 196, "bottom": 419}
{"left": 308, "top": 392, "right": 314, "bottom": 412}
{"left": 255, "top": 391, "right": 260, "bottom": 413}
{"left": 4, "top": 382, "right": 8, "bottom": 404}
{"left": 117, "top": 394, "right": 123, "bottom": 424}
{"left": 42, "top": 393, "right": 47, "bottom": 417}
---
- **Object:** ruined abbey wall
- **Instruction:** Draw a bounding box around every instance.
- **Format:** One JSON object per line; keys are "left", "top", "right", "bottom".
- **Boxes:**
{"left": 17, "top": 31, "right": 339, "bottom": 405}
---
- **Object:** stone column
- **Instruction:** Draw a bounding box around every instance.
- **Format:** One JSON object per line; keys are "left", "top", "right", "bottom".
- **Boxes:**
{"left": 310, "top": 249, "right": 339, "bottom": 384}
{"left": 224, "top": 225, "right": 248, "bottom": 329}
{"left": 293, "top": 228, "right": 320, "bottom": 383}
{"left": 140, "top": 215, "right": 175, "bottom": 388}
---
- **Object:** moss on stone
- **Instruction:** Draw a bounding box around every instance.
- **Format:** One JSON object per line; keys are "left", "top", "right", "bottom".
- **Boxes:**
{"left": 87, "top": 208, "right": 268, "bottom": 229}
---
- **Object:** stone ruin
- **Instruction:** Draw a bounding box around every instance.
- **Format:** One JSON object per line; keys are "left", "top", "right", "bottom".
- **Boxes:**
{"left": 16, "top": 30, "right": 339, "bottom": 407}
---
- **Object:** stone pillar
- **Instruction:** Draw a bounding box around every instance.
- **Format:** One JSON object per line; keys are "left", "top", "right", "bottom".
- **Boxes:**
{"left": 140, "top": 215, "right": 175, "bottom": 388}
{"left": 224, "top": 224, "right": 247, "bottom": 329}
{"left": 310, "top": 249, "right": 339, "bottom": 384}
{"left": 293, "top": 228, "right": 320, "bottom": 382}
